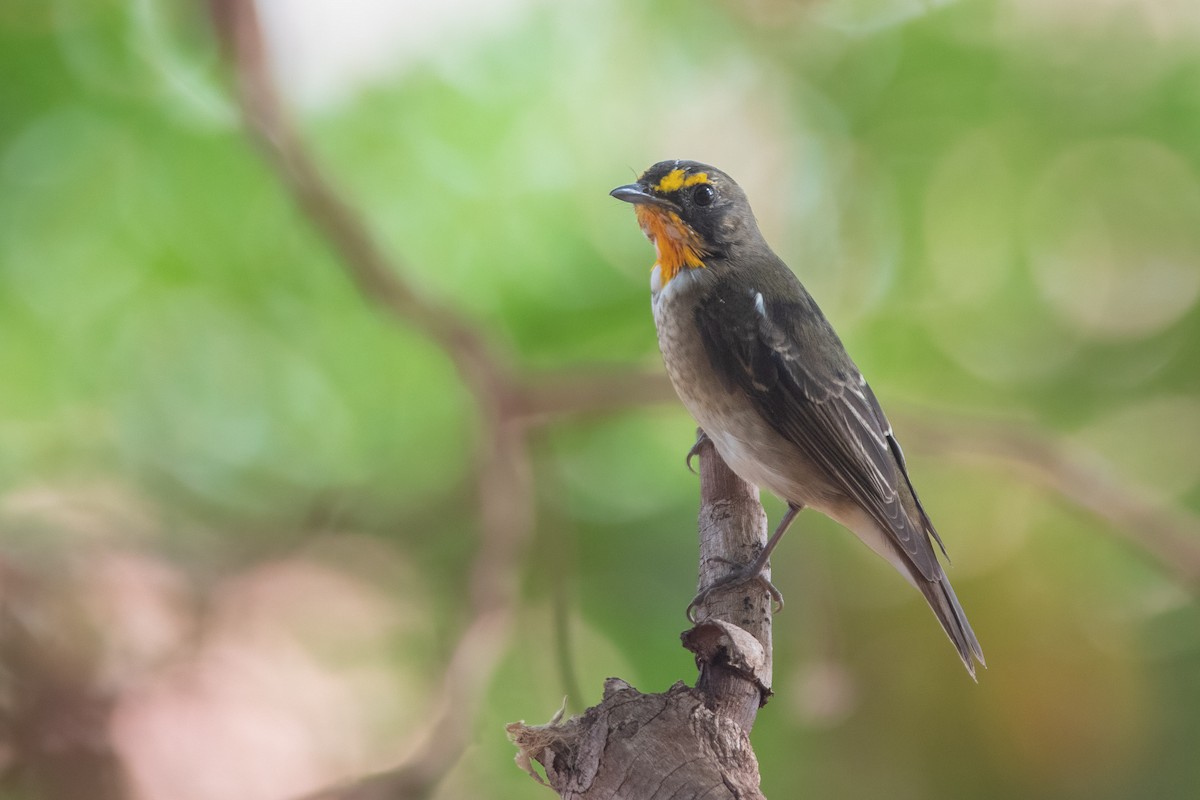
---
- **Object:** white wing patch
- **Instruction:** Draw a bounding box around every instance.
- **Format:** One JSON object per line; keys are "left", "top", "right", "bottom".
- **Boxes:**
{"left": 753, "top": 291, "right": 766, "bottom": 319}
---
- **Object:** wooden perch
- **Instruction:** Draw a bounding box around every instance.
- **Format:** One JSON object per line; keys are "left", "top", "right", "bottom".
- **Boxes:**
{"left": 508, "top": 436, "right": 773, "bottom": 798}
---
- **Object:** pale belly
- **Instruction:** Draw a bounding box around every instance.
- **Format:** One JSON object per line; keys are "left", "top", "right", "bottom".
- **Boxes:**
{"left": 650, "top": 268, "right": 840, "bottom": 513}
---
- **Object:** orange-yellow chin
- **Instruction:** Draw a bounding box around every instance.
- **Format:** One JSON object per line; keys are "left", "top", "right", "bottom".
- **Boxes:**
{"left": 634, "top": 205, "right": 706, "bottom": 286}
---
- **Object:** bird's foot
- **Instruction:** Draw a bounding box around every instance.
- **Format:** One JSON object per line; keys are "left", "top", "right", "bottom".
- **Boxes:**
{"left": 685, "top": 429, "right": 710, "bottom": 474}
{"left": 686, "top": 559, "right": 784, "bottom": 623}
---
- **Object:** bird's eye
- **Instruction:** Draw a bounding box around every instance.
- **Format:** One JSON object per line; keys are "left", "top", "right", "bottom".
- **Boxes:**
{"left": 692, "top": 184, "right": 715, "bottom": 207}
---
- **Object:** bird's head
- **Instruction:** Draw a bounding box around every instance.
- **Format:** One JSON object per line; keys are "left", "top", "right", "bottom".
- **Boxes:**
{"left": 611, "top": 160, "right": 757, "bottom": 286}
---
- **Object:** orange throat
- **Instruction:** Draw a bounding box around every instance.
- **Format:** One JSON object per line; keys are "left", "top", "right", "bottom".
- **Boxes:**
{"left": 634, "top": 205, "right": 706, "bottom": 286}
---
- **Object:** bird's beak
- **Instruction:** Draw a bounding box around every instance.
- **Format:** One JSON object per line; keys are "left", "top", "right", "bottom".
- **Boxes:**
{"left": 610, "top": 184, "right": 677, "bottom": 210}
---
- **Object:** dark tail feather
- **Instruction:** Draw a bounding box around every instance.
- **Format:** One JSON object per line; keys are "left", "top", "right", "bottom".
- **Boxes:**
{"left": 918, "top": 573, "right": 986, "bottom": 680}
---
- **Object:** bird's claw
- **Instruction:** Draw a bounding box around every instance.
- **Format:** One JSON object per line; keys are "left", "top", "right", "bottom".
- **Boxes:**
{"left": 686, "top": 563, "right": 784, "bottom": 623}
{"left": 685, "top": 430, "right": 710, "bottom": 474}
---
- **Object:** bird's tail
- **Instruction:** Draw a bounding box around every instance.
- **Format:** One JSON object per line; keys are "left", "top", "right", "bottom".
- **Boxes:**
{"left": 917, "top": 573, "right": 986, "bottom": 680}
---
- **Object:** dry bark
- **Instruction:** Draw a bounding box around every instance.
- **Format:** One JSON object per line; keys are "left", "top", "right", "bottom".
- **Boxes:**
{"left": 508, "top": 437, "right": 773, "bottom": 798}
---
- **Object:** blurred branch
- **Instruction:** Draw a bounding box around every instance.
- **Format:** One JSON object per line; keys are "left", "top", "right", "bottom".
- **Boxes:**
{"left": 303, "top": 425, "right": 535, "bottom": 800}
{"left": 205, "top": 0, "right": 510, "bottom": 409}
{"left": 514, "top": 370, "right": 675, "bottom": 422}
{"left": 531, "top": 377, "right": 1200, "bottom": 590}
{"left": 0, "top": 561, "right": 126, "bottom": 800}
{"left": 204, "top": 3, "right": 529, "bottom": 799}
{"left": 897, "top": 412, "right": 1200, "bottom": 590}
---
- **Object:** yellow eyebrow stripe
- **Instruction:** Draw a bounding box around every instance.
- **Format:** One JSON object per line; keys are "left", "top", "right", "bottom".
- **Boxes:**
{"left": 652, "top": 168, "right": 710, "bottom": 193}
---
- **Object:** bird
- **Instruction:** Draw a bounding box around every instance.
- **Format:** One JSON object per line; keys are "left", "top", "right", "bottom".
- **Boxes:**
{"left": 610, "top": 159, "right": 985, "bottom": 678}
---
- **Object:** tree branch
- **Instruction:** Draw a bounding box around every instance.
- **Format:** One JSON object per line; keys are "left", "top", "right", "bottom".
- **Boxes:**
{"left": 897, "top": 412, "right": 1200, "bottom": 591}
{"left": 205, "top": 0, "right": 510, "bottom": 410}
{"left": 508, "top": 439, "right": 771, "bottom": 797}
{"left": 514, "top": 370, "right": 676, "bottom": 422}
{"left": 203, "top": 4, "right": 530, "bottom": 798}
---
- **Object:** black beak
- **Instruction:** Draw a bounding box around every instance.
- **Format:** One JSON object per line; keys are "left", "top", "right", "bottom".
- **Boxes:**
{"left": 610, "top": 184, "right": 677, "bottom": 209}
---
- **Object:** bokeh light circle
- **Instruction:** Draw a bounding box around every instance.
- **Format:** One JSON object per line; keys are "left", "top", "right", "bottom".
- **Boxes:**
{"left": 1024, "top": 139, "right": 1200, "bottom": 341}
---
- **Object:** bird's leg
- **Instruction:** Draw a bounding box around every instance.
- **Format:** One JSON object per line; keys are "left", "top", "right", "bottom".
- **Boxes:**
{"left": 745, "top": 501, "right": 802, "bottom": 578}
{"left": 687, "top": 502, "right": 803, "bottom": 623}
{"left": 685, "top": 429, "right": 710, "bottom": 474}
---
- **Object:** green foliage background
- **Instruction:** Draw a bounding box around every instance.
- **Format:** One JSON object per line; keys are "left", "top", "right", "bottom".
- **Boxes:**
{"left": 2, "top": 1, "right": 1200, "bottom": 798}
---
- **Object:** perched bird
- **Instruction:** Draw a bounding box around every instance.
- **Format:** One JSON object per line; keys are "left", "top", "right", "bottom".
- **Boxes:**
{"left": 611, "top": 160, "right": 985, "bottom": 677}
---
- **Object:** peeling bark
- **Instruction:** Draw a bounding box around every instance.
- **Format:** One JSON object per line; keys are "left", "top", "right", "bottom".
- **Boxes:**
{"left": 509, "top": 438, "right": 773, "bottom": 798}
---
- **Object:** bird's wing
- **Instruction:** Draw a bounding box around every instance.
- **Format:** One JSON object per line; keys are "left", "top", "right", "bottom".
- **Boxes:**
{"left": 694, "top": 281, "right": 944, "bottom": 582}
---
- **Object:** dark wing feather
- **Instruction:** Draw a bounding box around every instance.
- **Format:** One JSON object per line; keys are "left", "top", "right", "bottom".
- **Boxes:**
{"left": 694, "top": 280, "right": 943, "bottom": 582}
